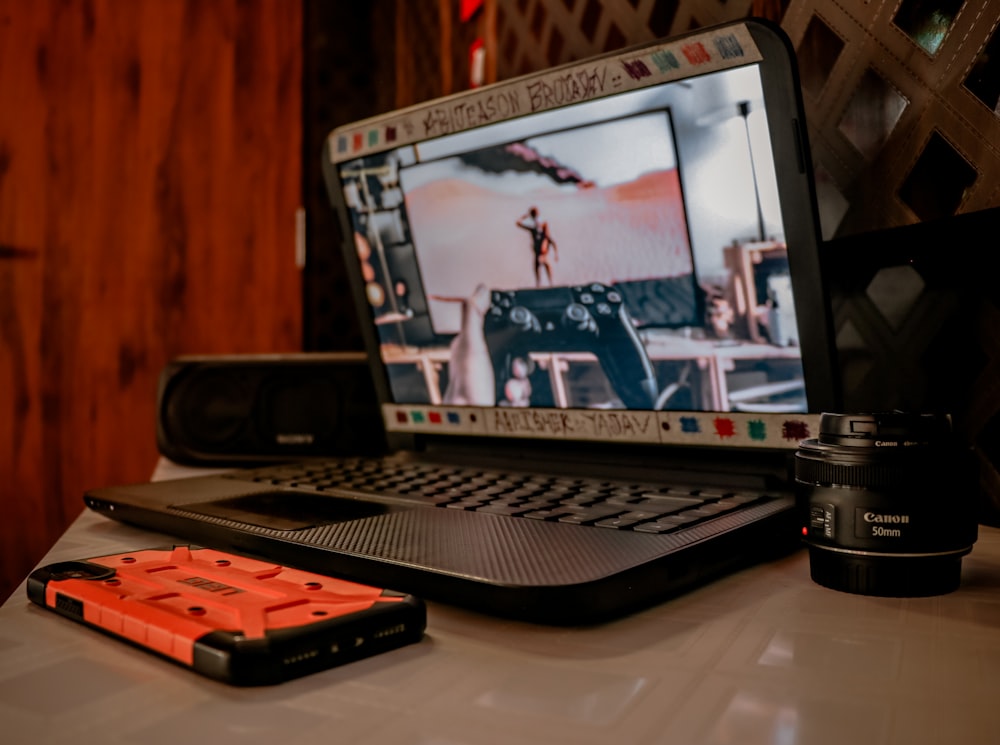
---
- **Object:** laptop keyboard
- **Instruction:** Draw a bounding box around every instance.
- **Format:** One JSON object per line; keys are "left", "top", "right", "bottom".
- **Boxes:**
{"left": 224, "top": 458, "right": 776, "bottom": 535}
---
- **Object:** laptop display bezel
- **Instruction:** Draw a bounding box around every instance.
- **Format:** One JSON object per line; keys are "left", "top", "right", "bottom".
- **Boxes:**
{"left": 321, "top": 19, "right": 840, "bottom": 454}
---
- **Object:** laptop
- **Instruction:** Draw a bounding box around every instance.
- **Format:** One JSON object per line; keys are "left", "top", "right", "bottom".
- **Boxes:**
{"left": 86, "top": 19, "right": 840, "bottom": 624}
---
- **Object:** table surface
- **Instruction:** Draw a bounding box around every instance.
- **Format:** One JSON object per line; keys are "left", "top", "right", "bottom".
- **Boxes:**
{"left": 2, "top": 472, "right": 999, "bottom": 745}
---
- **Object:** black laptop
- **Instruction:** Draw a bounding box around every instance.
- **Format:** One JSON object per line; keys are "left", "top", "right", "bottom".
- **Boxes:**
{"left": 86, "top": 19, "right": 839, "bottom": 624}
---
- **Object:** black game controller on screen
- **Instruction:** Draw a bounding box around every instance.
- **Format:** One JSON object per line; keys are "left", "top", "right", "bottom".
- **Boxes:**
{"left": 483, "top": 283, "right": 659, "bottom": 409}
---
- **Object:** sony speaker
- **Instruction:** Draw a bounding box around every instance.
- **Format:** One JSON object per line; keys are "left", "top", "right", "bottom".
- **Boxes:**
{"left": 156, "top": 352, "right": 387, "bottom": 465}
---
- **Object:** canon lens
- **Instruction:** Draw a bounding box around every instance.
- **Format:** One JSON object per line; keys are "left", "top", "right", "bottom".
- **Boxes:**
{"left": 794, "top": 412, "right": 978, "bottom": 596}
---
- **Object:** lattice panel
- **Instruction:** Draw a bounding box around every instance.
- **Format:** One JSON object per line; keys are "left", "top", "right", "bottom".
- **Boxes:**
{"left": 495, "top": 0, "right": 754, "bottom": 79}
{"left": 782, "top": 0, "right": 1000, "bottom": 239}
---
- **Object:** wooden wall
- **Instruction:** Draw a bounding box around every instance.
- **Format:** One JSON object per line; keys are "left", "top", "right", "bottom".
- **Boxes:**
{"left": 302, "top": 0, "right": 396, "bottom": 352}
{"left": 0, "top": 0, "right": 303, "bottom": 600}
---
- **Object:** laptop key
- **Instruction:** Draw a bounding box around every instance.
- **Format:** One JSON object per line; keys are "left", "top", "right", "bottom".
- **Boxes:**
{"left": 504, "top": 488, "right": 549, "bottom": 500}
{"left": 695, "top": 488, "right": 731, "bottom": 499}
{"left": 522, "top": 509, "right": 574, "bottom": 521}
{"left": 679, "top": 499, "right": 758, "bottom": 519}
{"left": 615, "top": 510, "right": 665, "bottom": 522}
{"left": 559, "top": 493, "right": 605, "bottom": 506}
{"left": 445, "top": 500, "right": 486, "bottom": 511}
{"left": 594, "top": 516, "right": 642, "bottom": 529}
{"left": 633, "top": 520, "right": 687, "bottom": 534}
{"left": 716, "top": 493, "right": 763, "bottom": 506}
{"left": 633, "top": 513, "right": 703, "bottom": 531}
{"left": 631, "top": 495, "right": 706, "bottom": 512}
{"left": 476, "top": 504, "right": 535, "bottom": 516}
{"left": 556, "top": 506, "right": 625, "bottom": 525}
{"left": 602, "top": 493, "right": 646, "bottom": 507}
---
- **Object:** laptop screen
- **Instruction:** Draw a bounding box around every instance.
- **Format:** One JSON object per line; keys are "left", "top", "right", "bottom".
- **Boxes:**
{"left": 325, "top": 22, "right": 836, "bottom": 449}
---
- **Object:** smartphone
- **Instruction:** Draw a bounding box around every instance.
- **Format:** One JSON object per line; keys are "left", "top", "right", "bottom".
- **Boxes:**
{"left": 27, "top": 545, "right": 426, "bottom": 685}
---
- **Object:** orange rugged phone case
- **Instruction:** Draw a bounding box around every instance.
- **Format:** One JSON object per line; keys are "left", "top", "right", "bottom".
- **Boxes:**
{"left": 27, "top": 546, "right": 426, "bottom": 685}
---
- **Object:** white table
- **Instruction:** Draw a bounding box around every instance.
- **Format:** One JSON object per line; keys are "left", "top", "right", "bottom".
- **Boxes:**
{"left": 2, "top": 477, "right": 999, "bottom": 745}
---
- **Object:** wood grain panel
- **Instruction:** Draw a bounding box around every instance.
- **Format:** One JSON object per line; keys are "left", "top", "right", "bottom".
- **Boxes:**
{"left": 0, "top": 0, "right": 302, "bottom": 600}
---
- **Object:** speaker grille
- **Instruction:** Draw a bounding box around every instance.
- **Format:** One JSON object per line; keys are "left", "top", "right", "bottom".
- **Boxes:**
{"left": 157, "top": 354, "right": 385, "bottom": 464}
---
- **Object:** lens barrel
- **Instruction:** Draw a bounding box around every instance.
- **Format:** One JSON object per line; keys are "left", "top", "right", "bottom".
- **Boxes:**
{"left": 794, "top": 412, "right": 978, "bottom": 596}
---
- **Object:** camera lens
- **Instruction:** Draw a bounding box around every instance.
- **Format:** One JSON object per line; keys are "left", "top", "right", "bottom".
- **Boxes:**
{"left": 794, "top": 412, "right": 978, "bottom": 597}
{"left": 46, "top": 561, "right": 117, "bottom": 583}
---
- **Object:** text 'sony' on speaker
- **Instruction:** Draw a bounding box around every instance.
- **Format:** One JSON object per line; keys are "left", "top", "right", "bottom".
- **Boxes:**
{"left": 156, "top": 353, "right": 386, "bottom": 465}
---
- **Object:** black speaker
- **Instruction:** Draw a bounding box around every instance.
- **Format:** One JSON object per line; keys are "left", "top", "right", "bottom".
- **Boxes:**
{"left": 156, "top": 353, "right": 386, "bottom": 465}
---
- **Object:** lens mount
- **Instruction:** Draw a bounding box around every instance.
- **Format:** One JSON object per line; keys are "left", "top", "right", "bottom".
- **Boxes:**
{"left": 806, "top": 545, "right": 968, "bottom": 597}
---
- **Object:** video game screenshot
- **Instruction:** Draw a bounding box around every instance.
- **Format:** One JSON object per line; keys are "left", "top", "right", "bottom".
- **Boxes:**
{"left": 337, "top": 64, "right": 807, "bottom": 414}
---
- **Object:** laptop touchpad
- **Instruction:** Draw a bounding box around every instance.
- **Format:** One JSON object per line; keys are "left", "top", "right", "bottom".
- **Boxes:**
{"left": 173, "top": 491, "right": 394, "bottom": 531}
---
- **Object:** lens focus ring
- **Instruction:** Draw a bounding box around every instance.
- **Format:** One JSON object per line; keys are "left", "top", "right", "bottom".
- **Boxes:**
{"left": 794, "top": 452, "right": 949, "bottom": 490}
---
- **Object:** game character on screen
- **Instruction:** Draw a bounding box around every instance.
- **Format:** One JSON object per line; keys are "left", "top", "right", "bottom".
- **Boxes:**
{"left": 516, "top": 207, "right": 559, "bottom": 287}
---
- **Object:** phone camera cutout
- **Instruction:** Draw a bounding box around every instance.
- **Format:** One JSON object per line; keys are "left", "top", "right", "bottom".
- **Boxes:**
{"left": 187, "top": 607, "right": 207, "bottom": 616}
{"left": 120, "top": 557, "right": 136, "bottom": 563}
{"left": 312, "top": 610, "right": 328, "bottom": 617}
{"left": 105, "top": 579, "right": 121, "bottom": 586}
{"left": 305, "top": 582, "right": 322, "bottom": 590}
{"left": 215, "top": 560, "right": 231, "bottom": 566}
